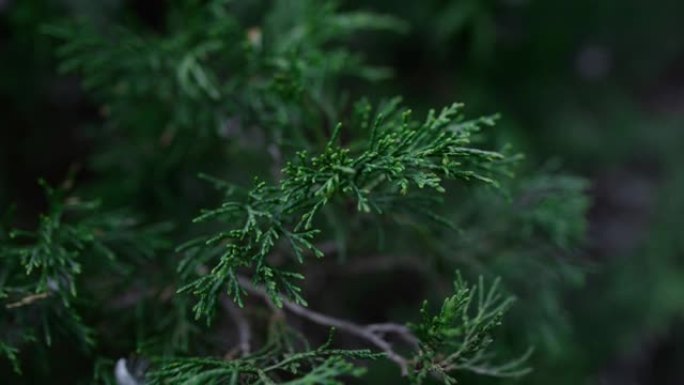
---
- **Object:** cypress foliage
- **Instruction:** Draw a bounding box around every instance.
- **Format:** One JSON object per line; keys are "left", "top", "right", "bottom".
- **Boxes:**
{"left": 1, "top": 1, "right": 588, "bottom": 384}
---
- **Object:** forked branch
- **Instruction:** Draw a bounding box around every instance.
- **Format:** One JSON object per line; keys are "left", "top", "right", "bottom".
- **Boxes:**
{"left": 236, "top": 275, "right": 416, "bottom": 375}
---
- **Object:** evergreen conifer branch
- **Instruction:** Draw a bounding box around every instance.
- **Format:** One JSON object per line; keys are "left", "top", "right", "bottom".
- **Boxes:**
{"left": 0, "top": 1, "right": 601, "bottom": 383}
{"left": 410, "top": 274, "right": 532, "bottom": 383}
{"left": 178, "top": 101, "right": 518, "bottom": 320}
{"left": 236, "top": 275, "right": 413, "bottom": 375}
{"left": 144, "top": 272, "right": 524, "bottom": 384}
{"left": 147, "top": 328, "right": 378, "bottom": 385}
{"left": 44, "top": 0, "right": 406, "bottom": 145}
{"left": 0, "top": 180, "right": 170, "bottom": 372}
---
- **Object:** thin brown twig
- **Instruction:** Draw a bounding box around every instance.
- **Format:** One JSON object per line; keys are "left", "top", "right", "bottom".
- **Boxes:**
{"left": 236, "top": 276, "right": 415, "bottom": 376}
{"left": 220, "top": 296, "right": 252, "bottom": 356}
{"left": 366, "top": 323, "right": 420, "bottom": 347}
{"left": 6, "top": 292, "right": 51, "bottom": 309}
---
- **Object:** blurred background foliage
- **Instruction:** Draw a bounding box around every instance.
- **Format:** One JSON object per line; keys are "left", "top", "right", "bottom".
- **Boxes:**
{"left": 1, "top": 0, "right": 683, "bottom": 384}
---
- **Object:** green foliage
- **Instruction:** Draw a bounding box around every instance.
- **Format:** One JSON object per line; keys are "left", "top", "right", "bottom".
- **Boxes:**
{"left": 0, "top": 181, "right": 104, "bottom": 366}
{"left": 5, "top": 0, "right": 684, "bottom": 383}
{"left": 0, "top": 179, "right": 170, "bottom": 373}
{"left": 148, "top": 330, "right": 376, "bottom": 385}
{"left": 410, "top": 274, "right": 531, "bottom": 384}
{"left": 516, "top": 174, "right": 589, "bottom": 250}
{"left": 42, "top": 0, "right": 407, "bottom": 215}
{"left": 0, "top": 341, "right": 21, "bottom": 374}
{"left": 150, "top": 355, "right": 361, "bottom": 385}
{"left": 178, "top": 100, "right": 516, "bottom": 320}
{"left": 0, "top": 1, "right": 594, "bottom": 384}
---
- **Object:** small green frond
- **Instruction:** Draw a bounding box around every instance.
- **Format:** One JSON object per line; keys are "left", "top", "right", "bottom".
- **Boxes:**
{"left": 408, "top": 272, "right": 531, "bottom": 383}
{"left": 180, "top": 102, "right": 516, "bottom": 319}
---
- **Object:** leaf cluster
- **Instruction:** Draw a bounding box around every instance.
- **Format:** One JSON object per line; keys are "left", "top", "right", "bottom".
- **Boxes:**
{"left": 0, "top": 180, "right": 170, "bottom": 373}
{"left": 0, "top": 1, "right": 591, "bottom": 384}
{"left": 147, "top": 329, "right": 377, "bottom": 385}
{"left": 409, "top": 274, "right": 531, "bottom": 384}
{"left": 178, "top": 100, "right": 517, "bottom": 321}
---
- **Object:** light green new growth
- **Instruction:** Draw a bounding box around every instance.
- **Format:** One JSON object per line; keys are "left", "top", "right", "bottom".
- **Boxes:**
{"left": 410, "top": 274, "right": 532, "bottom": 384}
{"left": 178, "top": 100, "right": 517, "bottom": 321}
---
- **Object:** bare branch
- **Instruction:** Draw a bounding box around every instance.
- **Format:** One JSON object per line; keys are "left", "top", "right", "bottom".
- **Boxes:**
{"left": 366, "top": 323, "right": 420, "bottom": 348}
{"left": 5, "top": 292, "right": 51, "bottom": 309}
{"left": 236, "top": 276, "right": 414, "bottom": 376}
{"left": 220, "top": 296, "right": 251, "bottom": 356}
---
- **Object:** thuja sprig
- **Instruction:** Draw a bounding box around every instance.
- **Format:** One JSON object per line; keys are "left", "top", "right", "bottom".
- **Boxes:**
{"left": 409, "top": 273, "right": 532, "bottom": 384}
{"left": 238, "top": 271, "right": 529, "bottom": 382}
{"left": 3, "top": 180, "right": 107, "bottom": 299}
{"left": 146, "top": 329, "right": 378, "bottom": 385}
{"left": 0, "top": 180, "right": 170, "bottom": 372}
{"left": 148, "top": 272, "right": 525, "bottom": 384}
{"left": 178, "top": 100, "right": 519, "bottom": 321}
{"left": 44, "top": 0, "right": 406, "bottom": 142}
{"left": 0, "top": 181, "right": 102, "bottom": 369}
